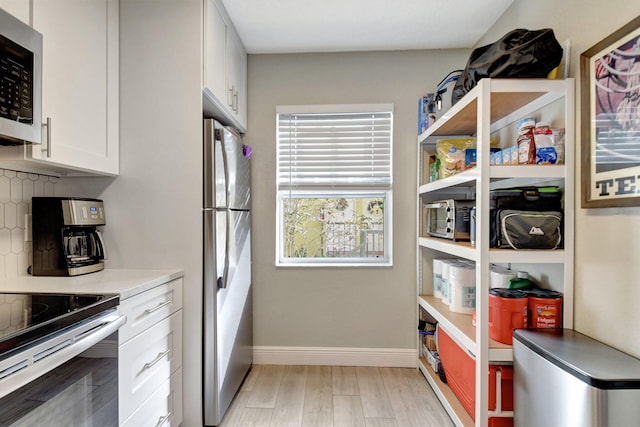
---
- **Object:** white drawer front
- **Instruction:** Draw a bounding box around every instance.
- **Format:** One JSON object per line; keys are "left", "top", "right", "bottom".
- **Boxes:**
{"left": 119, "top": 278, "right": 183, "bottom": 343}
{"left": 120, "top": 367, "right": 183, "bottom": 427}
{"left": 119, "top": 311, "right": 182, "bottom": 423}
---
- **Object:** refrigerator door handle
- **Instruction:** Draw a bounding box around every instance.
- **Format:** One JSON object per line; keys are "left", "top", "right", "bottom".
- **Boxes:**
{"left": 218, "top": 128, "right": 231, "bottom": 207}
{"left": 218, "top": 210, "right": 231, "bottom": 289}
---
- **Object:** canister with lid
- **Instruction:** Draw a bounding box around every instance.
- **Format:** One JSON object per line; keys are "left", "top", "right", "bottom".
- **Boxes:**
{"left": 526, "top": 288, "right": 563, "bottom": 329}
{"left": 489, "top": 288, "right": 528, "bottom": 345}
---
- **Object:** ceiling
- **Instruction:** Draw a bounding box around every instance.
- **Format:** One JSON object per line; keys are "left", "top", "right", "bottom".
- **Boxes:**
{"left": 220, "top": 0, "right": 514, "bottom": 54}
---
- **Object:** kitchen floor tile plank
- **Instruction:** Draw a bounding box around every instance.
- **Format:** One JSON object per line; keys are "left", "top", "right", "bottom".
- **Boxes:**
{"left": 379, "top": 367, "right": 439, "bottom": 427}
{"left": 269, "top": 365, "right": 308, "bottom": 427}
{"left": 401, "top": 368, "right": 454, "bottom": 426}
{"left": 364, "top": 418, "right": 399, "bottom": 427}
{"left": 246, "top": 365, "right": 285, "bottom": 409}
{"left": 242, "top": 365, "right": 263, "bottom": 392}
{"left": 333, "top": 395, "right": 365, "bottom": 427}
{"left": 220, "top": 390, "right": 250, "bottom": 427}
{"left": 301, "top": 365, "right": 334, "bottom": 427}
{"left": 239, "top": 407, "right": 274, "bottom": 427}
{"left": 355, "top": 367, "right": 394, "bottom": 419}
{"left": 332, "top": 366, "right": 360, "bottom": 396}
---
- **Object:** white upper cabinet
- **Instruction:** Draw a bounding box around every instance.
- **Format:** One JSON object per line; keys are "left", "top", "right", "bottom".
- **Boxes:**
{"left": 0, "top": 0, "right": 119, "bottom": 176}
{"left": 0, "top": 0, "right": 29, "bottom": 23}
{"left": 203, "top": 0, "right": 247, "bottom": 133}
{"left": 226, "top": 27, "right": 247, "bottom": 129}
{"left": 204, "top": 0, "right": 227, "bottom": 103}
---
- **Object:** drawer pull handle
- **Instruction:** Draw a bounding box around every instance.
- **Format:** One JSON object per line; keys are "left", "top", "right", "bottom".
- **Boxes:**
{"left": 144, "top": 349, "right": 171, "bottom": 370}
{"left": 156, "top": 412, "right": 172, "bottom": 427}
{"left": 145, "top": 300, "right": 172, "bottom": 314}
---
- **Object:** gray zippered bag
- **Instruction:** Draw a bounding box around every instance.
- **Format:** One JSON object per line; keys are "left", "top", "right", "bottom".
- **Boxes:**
{"left": 497, "top": 209, "right": 562, "bottom": 249}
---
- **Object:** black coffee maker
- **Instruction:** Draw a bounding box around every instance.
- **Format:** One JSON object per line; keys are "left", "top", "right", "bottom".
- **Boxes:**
{"left": 31, "top": 197, "right": 107, "bottom": 276}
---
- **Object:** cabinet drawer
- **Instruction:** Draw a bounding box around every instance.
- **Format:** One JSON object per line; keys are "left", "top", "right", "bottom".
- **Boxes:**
{"left": 121, "top": 367, "right": 183, "bottom": 427}
{"left": 119, "top": 278, "right": 183, "bottom": 343}
{"left": 119, "top": 311, "right": 182, "bottom": 423}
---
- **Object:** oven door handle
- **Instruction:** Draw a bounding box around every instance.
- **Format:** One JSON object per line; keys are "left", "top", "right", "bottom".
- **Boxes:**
{"left": 0, "top": 313, "right": 126, "bottom": 399}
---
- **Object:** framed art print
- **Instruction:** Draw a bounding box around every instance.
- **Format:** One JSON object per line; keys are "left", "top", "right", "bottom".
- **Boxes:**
{"left": 580, "top": 16, "right": 640, "bottom": 208}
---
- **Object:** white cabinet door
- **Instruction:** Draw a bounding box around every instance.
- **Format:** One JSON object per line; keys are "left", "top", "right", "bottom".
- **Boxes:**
{"left": 118, "top": 278, "right": 183, "bottom": 344}
{"left": 203, "top": 0, "right": 247, "bottom": 132}
{"left": 119, "top": 311, "right": 183, "bottom": 423}
{"left": 227, "top": 27, "right": 247, "bottom": 128}
{"left": 29, "top": 0, "right": 119, "bottom": 175}
{"left": 204, "top": 0, "right": 227, "bottom": 105}
{"left": 120, "top": 368, "right": 183, "bottom": 427}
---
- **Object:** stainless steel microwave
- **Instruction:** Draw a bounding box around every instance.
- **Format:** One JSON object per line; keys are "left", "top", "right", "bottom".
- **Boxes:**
{"left": 424, "top": 199, "right": 475, "bottom": 241}
{"left": 0, "top": 8, "right": 42, "bottom": 145}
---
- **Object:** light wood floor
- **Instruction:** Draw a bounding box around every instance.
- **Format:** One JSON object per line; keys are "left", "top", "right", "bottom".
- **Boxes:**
{"left": 220, "top": 365, "right": 454, "bottom": 427}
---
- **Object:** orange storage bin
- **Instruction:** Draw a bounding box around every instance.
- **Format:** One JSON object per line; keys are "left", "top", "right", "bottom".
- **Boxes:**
{"left": 437, "top": 327, "right": 514, "bottom": 421}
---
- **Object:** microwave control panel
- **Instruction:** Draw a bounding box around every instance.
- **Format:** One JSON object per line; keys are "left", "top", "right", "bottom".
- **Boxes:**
{"left": 0, "top": 34, "right": 33, "bottom": 124}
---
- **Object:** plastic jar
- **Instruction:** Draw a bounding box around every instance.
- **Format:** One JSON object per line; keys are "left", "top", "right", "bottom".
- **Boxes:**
{"left": 508, "top": 271, "right": 534, "bottom": 290}
{"left": 534, "top": 121, "right": 557, "bottom": 164}
{"left": 489, "top": 288, "right": 528, "bottom": 345}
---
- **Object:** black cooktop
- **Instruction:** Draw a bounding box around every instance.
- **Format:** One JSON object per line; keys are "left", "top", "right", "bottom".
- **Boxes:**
{"left": 0, "top": 292, "right": 119, "bottom": 357}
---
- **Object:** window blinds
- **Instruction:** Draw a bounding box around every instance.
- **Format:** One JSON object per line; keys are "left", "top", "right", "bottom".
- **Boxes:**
{"left": 277, "top": 106, "right": 393, "bottom": 190}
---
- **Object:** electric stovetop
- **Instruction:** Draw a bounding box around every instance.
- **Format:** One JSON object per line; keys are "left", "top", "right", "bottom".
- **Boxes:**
{"left": 0, "top": 292, "right": 119, "bottom": 357}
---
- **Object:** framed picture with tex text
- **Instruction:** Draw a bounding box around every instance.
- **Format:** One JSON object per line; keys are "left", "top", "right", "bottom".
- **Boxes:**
{"left": 580, "top": 16, "right": 640, "bottom": 208}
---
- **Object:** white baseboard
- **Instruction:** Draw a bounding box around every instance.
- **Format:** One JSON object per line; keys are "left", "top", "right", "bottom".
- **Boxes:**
{"left": 253, "top": 346, "right": 417, "bottom": 368}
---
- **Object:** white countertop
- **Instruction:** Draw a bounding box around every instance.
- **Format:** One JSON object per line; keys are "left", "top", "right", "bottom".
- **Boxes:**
{"left": 0, "top": 269, "right": 184, "bottom": 300}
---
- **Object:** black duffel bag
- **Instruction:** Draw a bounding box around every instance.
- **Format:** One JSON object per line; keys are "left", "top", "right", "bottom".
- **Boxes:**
{"left": 452, "top": 28, "right": 563, "bottom": 104}
{"left": 490, "top": 186, "right": 564, "bottom": 249}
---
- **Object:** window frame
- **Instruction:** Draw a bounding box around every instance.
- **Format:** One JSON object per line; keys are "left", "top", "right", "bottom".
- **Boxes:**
{"left": 275, "top": 104, "right": 394, "bottom": 267}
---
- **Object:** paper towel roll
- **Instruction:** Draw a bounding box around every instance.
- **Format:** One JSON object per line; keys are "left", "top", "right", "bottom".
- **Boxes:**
{"left": 433, "top": 259, "right": 445, "bottom": 299}
{"left": 490, "top": 265, "right": 516, "bottom": 288}
{"left": 440, "top": 260, "right": 458, "bottom": 306}
{"left": 449, "top": 264, "right": 476, "bottom": 314}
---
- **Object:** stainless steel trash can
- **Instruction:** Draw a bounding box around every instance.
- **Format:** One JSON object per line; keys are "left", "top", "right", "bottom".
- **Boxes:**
{"left": 513, "top": 329, "right": 640, "bottom": 427}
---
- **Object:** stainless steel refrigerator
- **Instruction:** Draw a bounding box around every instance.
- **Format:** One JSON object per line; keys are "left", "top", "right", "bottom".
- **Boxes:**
{"left": 203, "top": 119, "right": 252, "bottom": 426}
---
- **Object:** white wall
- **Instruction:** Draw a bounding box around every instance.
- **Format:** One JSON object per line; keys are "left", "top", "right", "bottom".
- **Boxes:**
{"left": 58, "top": 1, "right": 204, "bottom": 425}
{"left": 477, "top": 0, "right": 640, "bottom": 356}
{"left": 245, "top": 49, "right": 469, "bottom": 351}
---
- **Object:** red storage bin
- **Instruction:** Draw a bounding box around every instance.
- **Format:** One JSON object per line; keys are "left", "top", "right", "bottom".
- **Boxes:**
{"left": 489, "top": 417, "right": 514, "bottom": 427}
{"left": 437, "top": 327, "right": 514, "bottom": 421}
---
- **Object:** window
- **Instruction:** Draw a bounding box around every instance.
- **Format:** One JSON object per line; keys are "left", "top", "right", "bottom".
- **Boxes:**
{"left": 276, "top": 104, "right": 393, "bottom": 266}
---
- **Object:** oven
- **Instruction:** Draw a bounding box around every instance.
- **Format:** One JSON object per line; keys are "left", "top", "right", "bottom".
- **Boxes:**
{"left": 0, "top": 293, "right": 125, "bottom": 426}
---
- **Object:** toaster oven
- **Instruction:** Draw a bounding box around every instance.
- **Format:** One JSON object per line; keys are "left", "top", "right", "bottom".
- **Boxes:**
{"left": 424, "top": 199, "right": 475, "bottom": 241}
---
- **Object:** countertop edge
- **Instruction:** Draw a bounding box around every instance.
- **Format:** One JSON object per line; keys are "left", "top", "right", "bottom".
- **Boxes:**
{"left": 0, "top": 269, "right": 185, "bottom": 300}
{"left": 118, "top": 270, "right": 185, "bottom": 300}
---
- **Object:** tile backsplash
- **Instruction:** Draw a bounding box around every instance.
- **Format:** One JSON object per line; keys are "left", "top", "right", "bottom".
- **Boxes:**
{"left": 0, "top": 169, "right": 58, "bottom": 279}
